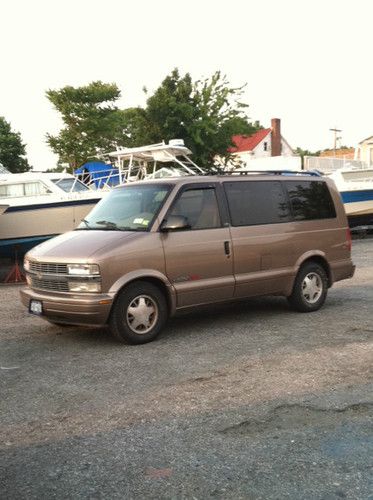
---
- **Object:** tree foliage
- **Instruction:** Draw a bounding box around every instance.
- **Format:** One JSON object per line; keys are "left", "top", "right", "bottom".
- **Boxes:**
{"left": 126, "top": 69, "right": 260, "bottom": 167}
{"left": 46, "top": 81, "right": 125, "bottom": 169}
{"left": 46, "top": 71, "right": 260, "bottom": 170}
{"left": 0, "top": 117, "right": 30, "bottom": 173}
{"left": 295, "top": 147, "right": 320, "bottom": 158}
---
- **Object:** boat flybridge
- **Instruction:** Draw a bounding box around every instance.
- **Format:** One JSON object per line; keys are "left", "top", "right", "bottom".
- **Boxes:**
{"left": 108, "top": 139, "right": 205, "bottom": 182}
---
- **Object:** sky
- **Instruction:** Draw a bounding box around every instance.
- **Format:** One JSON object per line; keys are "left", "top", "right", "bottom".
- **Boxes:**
{"left": 1, "top": 0, "right": 372, "bottom": 170}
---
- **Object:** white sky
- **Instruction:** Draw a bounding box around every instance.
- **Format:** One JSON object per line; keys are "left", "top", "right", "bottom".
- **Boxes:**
{"left": 1, "top": 0, "right": 372, "bottom": 170}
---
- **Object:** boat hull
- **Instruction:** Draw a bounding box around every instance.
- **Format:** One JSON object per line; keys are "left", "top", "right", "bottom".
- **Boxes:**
{"left": 0, "top": 198, "right": 100, "bottom": 257}
{"left": 340, "top": 190, "right": 373, "bottom": 228}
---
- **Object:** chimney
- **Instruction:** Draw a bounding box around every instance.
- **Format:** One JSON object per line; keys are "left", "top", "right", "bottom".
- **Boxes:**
{"left": 271, "top": 118, "right": 282, "bottom": 157}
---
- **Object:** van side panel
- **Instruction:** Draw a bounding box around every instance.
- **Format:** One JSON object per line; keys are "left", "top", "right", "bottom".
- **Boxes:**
{"left": 226, "top": 177, "right": 353, "bottom": 299}
{"left": 229, "top": 223, "right": 296, "bottom": 297}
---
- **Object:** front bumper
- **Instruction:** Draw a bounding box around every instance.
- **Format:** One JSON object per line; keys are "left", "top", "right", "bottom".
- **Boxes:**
{"left": 20, "top": 287, "right": 114, "bottom": 326}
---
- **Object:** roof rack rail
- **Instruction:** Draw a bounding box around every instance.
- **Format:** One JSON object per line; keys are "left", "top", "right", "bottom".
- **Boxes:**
{"left": 222, "top": 169, "right": 322, "bottom": 177}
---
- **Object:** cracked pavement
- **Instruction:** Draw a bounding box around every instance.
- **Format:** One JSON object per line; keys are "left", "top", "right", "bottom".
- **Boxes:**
{"left": 0, "top": 239, "right": 372, "bottom": 499}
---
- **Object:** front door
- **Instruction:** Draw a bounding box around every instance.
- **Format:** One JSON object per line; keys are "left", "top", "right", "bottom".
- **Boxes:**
{"left": 161, "top": 185, "right": 234, "bottom": 308}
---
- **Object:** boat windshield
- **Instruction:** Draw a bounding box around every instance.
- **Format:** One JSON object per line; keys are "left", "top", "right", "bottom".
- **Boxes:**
{"left": 52, "top": 178, "right": 90, "bottom": 192}
{"left": 76, "top": 184, "right": 171, "bottom": 231}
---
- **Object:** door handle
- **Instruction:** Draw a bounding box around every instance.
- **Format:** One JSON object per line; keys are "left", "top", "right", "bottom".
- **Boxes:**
{"left": 224, "top": 240, "right": 230, "bottom": 256}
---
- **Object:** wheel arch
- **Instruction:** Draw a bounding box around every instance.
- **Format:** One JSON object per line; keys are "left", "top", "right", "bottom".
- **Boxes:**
{"left": 295, "top": 252, "right": 332, "bottom": 287}
{"left": 109, "top": 270, "right": 176, "bottom": 317}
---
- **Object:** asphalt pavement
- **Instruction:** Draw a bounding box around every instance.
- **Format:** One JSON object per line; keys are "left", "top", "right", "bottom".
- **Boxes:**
{"left": 0, "top": 239, "right": 372, "bottom": 499}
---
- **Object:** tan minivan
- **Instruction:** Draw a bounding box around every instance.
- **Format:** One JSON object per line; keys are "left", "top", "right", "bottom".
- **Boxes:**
{"left": 21, "top": 172, "right": 355, "bottom": 344}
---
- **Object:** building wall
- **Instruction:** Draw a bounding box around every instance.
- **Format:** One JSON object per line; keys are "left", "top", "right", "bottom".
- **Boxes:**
{"left": 280, "top": 138, "right": 293, "bottom": 156}
{"left": 355, "top": 140, "right": 373, "bottom": 165}
{"left": 252, "top": 136, "right": 271, "bottom": 157}
{"left": 238, "top": 136, "right": 293, "bottom": 160}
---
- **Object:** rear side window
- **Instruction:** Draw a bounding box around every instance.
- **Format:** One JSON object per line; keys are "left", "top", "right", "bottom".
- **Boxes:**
{"left": 223, "top": 181, "right": 291, "bottom": 226}
{"left": 285, "top": 181, "right": 336, "bottom": 220}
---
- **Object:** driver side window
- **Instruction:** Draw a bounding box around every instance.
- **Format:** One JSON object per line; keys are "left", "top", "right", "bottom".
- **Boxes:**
{"left": 169, "top": 188, "right": 221, "bottom": 230}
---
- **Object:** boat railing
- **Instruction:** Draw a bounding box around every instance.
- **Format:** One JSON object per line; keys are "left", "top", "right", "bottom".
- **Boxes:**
{"left": 304, "top": 156, "right": 369, "bottom": 174}
{"left": 75, "top": 167, "right": 122, "bottom": 190}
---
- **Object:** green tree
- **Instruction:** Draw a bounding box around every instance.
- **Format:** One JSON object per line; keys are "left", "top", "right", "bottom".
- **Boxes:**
{"left": 295, "top": 147, "right": 320, "bottom": 169}
{"left": 0, "top": 117, "right": 31, "bottom": 173}
{"left": 127, "top": 69, "right": 260, "bottom": 168}
{"left": 46, "top": 81, "right": 125, "bottom": 170}
{"left": 295, "top": 147, "right": 320, "bottom": 158}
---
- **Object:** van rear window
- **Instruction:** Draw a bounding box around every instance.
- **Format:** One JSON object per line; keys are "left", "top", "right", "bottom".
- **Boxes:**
{"left": 285, "top": 181, "right": 336, "bottom": 220}
{"left": 223, "top": 181, "right": 291, "bottom": 226}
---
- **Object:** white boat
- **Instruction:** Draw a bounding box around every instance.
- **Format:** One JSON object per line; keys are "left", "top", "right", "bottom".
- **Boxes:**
{"left": 0, "top": 171, "right": 103, "bottom": 257}
{"left": 329, "top": 166, "right": 373, "bottom": 228}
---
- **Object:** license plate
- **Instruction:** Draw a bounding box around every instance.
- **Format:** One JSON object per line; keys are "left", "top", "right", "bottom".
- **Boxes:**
{"left": 29, "top": 300, "right": 43, "bottom": 315}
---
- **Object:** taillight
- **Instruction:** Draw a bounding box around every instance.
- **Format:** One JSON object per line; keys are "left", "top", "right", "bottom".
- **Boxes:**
{"left": 346, "top": 227, "right": 352, "bottom": 252}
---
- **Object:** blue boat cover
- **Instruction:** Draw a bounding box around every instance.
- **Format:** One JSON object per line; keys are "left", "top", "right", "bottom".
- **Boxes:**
{"left": 75, "top": 162, "right": 121, "bottom": 188}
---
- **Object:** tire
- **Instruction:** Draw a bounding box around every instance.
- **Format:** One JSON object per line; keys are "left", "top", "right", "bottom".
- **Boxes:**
{"left": 109, "top": 281, "right": 168, "bottom": 344}
{"left": 288, "top": 262, "right": 328, "bottom": 312}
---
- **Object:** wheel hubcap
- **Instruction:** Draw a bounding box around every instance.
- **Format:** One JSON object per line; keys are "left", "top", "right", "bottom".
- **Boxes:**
{"left": 301, "top": 272, "right": 323, "bottom": 304}
{"left": 126, "top": 295, "right": 158, "bottom": 334}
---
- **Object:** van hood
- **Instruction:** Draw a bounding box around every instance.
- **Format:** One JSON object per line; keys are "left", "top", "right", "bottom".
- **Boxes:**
{"left": 28, "top": 230, "right": 140, "bottom": 261}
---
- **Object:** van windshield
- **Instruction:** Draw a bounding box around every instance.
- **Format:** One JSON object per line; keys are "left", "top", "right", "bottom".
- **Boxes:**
{"left": 76, "top": 184, "right": 171, "bottom": 231}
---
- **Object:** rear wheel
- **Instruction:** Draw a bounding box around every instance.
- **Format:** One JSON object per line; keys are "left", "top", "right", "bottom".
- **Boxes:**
{"left": 288, "top": 262, "right": 328, "bottom": 312}
{"left": 109, "top": 281, "right": 168, "bottom": 344}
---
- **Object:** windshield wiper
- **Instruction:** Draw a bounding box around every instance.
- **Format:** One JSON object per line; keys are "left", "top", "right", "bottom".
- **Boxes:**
{"left": 95, "top": 220, "right": 123, "bottom": 231}
{"left": 74, "top": 218, "right": 92, "bottom": 230}
{"left": 76, "top": 219, "right": 147, "bottom": 232}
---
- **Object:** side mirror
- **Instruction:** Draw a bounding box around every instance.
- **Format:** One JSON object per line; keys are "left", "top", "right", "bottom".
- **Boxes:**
{"left": 160, "top": 215, "right": 191, "bottom": 232}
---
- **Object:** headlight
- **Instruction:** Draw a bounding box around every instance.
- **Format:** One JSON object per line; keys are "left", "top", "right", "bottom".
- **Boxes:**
{"left": 67, "top": 264, "right": 100, "bottom": 276}
{"left": 68, "top": 281, "right": 101, "bottom": 293}
{"left": 24, "top": 258, "right": 30, "bottom": 272}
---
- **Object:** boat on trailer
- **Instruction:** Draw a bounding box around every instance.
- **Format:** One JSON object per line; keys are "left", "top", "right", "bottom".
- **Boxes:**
{"left": 303, "top": 156, "right": 373, "bottom": 230}
{"left": 328, "top": 166, "right": 373, "bottom": 229}
{"left": 0, "top": 171, "right": 103, "bottom": 257}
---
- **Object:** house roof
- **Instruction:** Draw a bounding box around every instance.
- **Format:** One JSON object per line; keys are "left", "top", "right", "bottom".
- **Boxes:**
{"left": 229, "top": 128, "right": 271, "bottom": 153}
{"left": 358, "top": 135, "right": 373, "bottom": 145}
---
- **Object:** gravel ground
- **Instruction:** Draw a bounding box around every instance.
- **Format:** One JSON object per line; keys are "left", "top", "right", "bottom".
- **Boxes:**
{"left": 0, "top": 239, "right": 372, "bottom": 499}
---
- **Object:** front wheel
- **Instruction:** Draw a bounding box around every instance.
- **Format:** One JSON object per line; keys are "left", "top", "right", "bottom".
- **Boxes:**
{"left": 288, "top": 262, "right": 328, "bottom": 312}
{"left": 109, "top": 281, "right": 168, "bottom": 344}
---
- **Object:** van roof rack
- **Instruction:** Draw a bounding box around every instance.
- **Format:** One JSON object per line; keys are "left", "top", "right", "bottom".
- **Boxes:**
{"left": 222, "top": 169, "right": 322, "bottom": 177}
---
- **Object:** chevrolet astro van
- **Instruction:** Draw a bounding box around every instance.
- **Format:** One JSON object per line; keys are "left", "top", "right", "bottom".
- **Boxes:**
{"left": 21, "top": 172, "right": 355, "bottom": 344}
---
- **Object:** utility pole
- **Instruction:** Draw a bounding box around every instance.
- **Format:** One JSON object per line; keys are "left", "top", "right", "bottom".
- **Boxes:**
{"left": 330, "top": 127, "right": 342, "bottom": 155}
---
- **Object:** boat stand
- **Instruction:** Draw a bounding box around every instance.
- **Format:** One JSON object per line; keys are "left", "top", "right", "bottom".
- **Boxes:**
{"left": 3, "top": 247, "right": 25, "bottom": 284}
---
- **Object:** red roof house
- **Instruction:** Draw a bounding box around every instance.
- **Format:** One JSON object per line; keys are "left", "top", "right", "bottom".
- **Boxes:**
{"left": 229, "top": 118, "right": 293, "bottom": 158}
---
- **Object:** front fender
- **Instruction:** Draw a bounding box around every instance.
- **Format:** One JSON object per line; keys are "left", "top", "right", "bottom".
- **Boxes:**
{"left": 109, "top": 269, "right": 177, "bottom": 315}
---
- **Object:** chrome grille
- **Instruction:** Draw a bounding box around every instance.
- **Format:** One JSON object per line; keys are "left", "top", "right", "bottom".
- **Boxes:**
{"left": 30, "top": 276, "right": 69, "bottom": 292}
{"left": 29, "top": 261, "right": 68, "bottom": 275}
